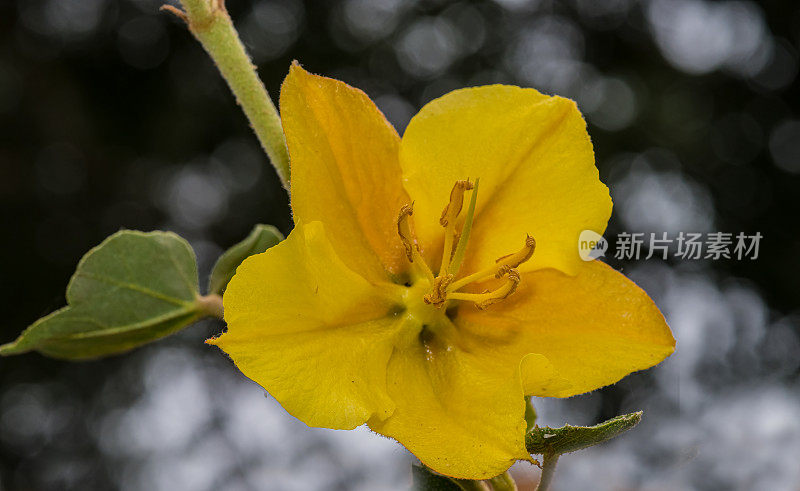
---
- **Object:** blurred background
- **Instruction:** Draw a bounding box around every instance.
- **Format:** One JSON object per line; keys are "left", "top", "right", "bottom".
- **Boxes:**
{"left": 1, "top": 0, "right": 799, "bottom": 489}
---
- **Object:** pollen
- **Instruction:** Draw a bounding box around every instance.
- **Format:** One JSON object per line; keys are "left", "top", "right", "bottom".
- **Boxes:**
{"left": 396, "top": 178, "right": 536, "bottom": 310}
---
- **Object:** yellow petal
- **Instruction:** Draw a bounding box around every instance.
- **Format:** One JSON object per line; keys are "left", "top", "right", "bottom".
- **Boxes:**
{"left": 400, "top": 85, "right": 611, "bottom": 276}
{"left": 211, "top": 221, "right": 404, "bottom": 429}
{"left": 454, "top": 260, "right": 675, "bottom": 398}
{"left": 368, "top": 327, "right": 530, "bottom": 480}
{"left": 281, "top": 63, "right": 411, "bottom": 283}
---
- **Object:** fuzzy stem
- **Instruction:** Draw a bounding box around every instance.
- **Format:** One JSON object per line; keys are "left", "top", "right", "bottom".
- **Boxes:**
{"left": 535, "top": 453, "right": 559, "bottom": 491}
{"left": 167, "top": 0, "right": 290, "bottom": 190}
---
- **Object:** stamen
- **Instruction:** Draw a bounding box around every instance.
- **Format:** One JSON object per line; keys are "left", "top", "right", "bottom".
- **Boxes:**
{"left": 495, "top": 235, "right": 537, "bottom": 269}
{"left": 439, "top": 180, "right": 474, "bottom": 227}
{"left": 447, "top": 235, "right": 535, "bottom": 292}
{"left": 397, "top": 203, "right": 435, "bottom": 282}
{"left": 397, "top": 203, "right": 416, "bottom": 262}
{"left": 422, "top": 274, "right": 454, "bottom": 307}
{"left": 439, "top": 180, "right": 474, "bottom": 275}
{"left": 448, "top": 269, "right": 521, "bottom": 309}
{"left": 397, "top": 177, "right": 530, "bottom": 312}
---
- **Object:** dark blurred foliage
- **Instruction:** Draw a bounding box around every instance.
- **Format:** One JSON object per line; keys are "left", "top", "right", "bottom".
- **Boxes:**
{"left": 1, "top": 0, "right": 799, "bottom": 489}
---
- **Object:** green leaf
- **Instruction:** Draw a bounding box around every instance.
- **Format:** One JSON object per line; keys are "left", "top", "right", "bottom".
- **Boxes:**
{"left": 526, "top": 411, "right": 643, "bottom": 456}
{"left": 1, "top": 230, "right": 208, "bottom": 360}
{"left": 208, "top": 224, "right": 283, "bottom": 295}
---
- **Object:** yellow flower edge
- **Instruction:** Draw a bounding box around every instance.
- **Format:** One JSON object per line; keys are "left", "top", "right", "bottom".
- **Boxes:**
{"left": 208, "top": 63, "right": 676, "bottom": 480}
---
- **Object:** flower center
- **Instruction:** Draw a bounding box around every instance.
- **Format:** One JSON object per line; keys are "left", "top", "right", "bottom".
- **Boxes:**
{"left": 397, "top": 179, "right": 536, "bottom": 310}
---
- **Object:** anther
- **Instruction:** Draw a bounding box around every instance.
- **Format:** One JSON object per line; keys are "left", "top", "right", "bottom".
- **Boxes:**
{"left": 439, "top": 180, "right": 474, "bottom": 227}
{"left": 397, "top": 204, "right": 416, "bottom": 262}
{"left": 423, "top": 274, "right": 454, "bottom": 307}
{"left": 495, "top": 264, "right": 512, "bottom": 279}
{"left": 477, "top": 269, "right": 520, "bottom": 309}
{"left": 495, "top": 235, "right": 537, "bottom": 269}
{"left": 397, "top": 202, "right": 435, "bottom": 282}
{"left": 448, "top": 269, "right": 521, "bottom": 309}
{"left": 438, "top": 180, "right": 474, "bottom": 275}
{"left": 447, "top": 235, "right": 536, "bottom": 292}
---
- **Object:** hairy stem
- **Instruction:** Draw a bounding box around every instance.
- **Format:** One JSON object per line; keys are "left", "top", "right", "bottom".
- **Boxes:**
{"left": 167, "top": 0, "right": 290, "bottom": 190}
{"left": 535, "top": 453, "right": 559, "bottom": 491}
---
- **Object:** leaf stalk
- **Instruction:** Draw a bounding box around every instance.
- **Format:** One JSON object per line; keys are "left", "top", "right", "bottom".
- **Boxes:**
{"left": 196, "top": 294, "right": 224, "bottom": 320}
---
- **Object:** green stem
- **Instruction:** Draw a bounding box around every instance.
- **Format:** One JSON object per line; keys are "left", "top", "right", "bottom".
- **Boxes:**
{"left": 488, "top": 471, "right": 518, "bottom": 491}
{"left": 168, "top": 0, "right": 290, "bottom": 191}
{"left": 196, "top": 293, "right": 224, "bottom": 320}
{"left": 453, "top": 480, "right": 490, "bottom": 491}
{"left": 535, "top": 453, "right": 559, "bottom": 491}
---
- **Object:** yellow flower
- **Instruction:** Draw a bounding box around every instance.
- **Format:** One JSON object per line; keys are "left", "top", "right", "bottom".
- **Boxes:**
{"left": 208, "top": 63, "right": 675, "bottom": 479}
